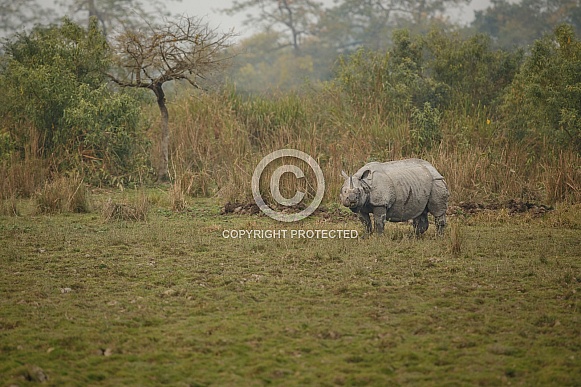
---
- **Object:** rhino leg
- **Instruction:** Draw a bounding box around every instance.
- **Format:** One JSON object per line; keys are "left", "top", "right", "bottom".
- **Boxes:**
{"left": 373, "top": 206, "right": 387, "bottom": 235}
{"left": 427, "top": 179, "right": 449, "bottom": 236}
{"left": 413, "top": 209, "right": 429, "bottom": 235}
{"left": 434, "top": 214, "right": 446, "bottom": 236}
{"left": 357, "top": 212, "right": 372, "bottom": 235}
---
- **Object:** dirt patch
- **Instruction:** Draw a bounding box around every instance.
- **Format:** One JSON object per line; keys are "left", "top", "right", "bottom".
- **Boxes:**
{"left": 222, "top": 199, "right": 553, "bottom": 219}
{"left": 448, "top": 199, "right": 553, "bottom": 217}
{"left": 220, "top": 201, "right": 261, "bottom": 215}
{"left": 220, "top": 201, "right": 358, "bottom": 221}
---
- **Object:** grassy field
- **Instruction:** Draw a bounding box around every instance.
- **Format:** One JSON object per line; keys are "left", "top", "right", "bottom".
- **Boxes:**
{"left": 1, "top": 192, "right": 580, "bottom": 386}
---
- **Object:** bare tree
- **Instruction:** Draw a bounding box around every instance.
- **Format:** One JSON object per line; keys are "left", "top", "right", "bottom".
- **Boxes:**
{"left": 223, "top": 0, "right": 323, "bottom": 52}
{"left": 108, "top": 16, "right": 236, "bottom": 181}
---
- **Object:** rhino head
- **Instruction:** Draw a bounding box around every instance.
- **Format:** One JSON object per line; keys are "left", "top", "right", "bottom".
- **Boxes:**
{"left": 340, "top": 170, "right": 371, "bottom": 209}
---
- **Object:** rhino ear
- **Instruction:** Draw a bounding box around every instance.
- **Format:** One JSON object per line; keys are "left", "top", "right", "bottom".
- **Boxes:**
{"left": 341, "top": 170, "right": 349, "bottom": 180}
{"left": 360, "top": 169, "right": 372, "bottom": 180}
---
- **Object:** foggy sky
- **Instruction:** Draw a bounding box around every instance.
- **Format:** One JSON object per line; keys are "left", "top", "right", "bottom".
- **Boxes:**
{"left": 33, "top": 0, "right": 493, "bottom": 39}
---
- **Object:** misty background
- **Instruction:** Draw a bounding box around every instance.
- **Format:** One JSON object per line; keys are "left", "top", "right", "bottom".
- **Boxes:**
{"left": 4, "top": 0, "right": 579, "bottom": 93}
{"left": 26, "top": 0, "right": 495, "bottom": 38}
{"left": 1, "top": 0, "right": 579, "bottom": 117}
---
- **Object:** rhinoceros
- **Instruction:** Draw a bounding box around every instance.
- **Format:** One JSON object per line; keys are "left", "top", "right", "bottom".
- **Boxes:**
{"left": 340, "top": 158, "right": 449, "bottom": 235}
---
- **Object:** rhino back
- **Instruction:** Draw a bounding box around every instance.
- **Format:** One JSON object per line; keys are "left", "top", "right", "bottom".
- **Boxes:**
{"left": 380, "top": 158, "right": 443, "bottom": 179}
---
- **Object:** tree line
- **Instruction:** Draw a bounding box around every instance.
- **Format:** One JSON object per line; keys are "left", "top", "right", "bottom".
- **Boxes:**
{"left": 0, "top": 0, "right": 579, "bottom": 190}
{"left": 224, "top": 0, "right": 580, "bottom": 91}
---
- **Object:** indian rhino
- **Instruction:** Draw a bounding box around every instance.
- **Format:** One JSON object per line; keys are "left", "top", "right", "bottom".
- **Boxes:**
{"left": 340, "top": 158, "right": 449, "bottom": 235}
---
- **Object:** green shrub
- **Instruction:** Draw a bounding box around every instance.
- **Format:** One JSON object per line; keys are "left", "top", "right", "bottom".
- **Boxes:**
{"left": 1, "top": 18, "right": 108, "bottom": 151}
{"left": 502, "top": 24, "right": 581, "bottom": 152}
{"left": 0, "top": 17, "right": 150, "bottom": 185}
{"left": 411, "top": 102, "right": 442, "bottom": 152}
{"left": 63, "top": 84, "right": 150, "bottom": 186}
{"left": 334, "top": 30, "right": 449, "bottom": 115}
{"left": 333, "top": 28, "right": 520, "bottom": 119}
{"left": 426, "top": 30, "right": 523, "bottom": 109}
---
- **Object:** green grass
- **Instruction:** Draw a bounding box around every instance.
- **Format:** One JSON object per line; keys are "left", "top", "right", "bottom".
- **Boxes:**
{"left": 1, "top": 194, "right": 580, "bottom": 386}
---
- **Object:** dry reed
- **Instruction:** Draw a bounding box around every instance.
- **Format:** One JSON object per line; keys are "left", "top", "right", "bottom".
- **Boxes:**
{"left": 35, "top": 174, "right": 90, "bottom": 214}
{"left": 101, "top": 192, "right": 149, "bottom": 222}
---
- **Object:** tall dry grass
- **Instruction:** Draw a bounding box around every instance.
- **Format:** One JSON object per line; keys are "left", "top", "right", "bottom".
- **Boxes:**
{"left": 2, "top": 85, "right": 577, "bottom": 212}
{"left": 449, "top": 221, "right": 464, "bottom": 257}
{"left": 0, "top": 157, "right": 49, "bottom": 200}
{"left": 143, "top": 86, "right": 581, "bottom": 207}
{"left": 35, "top": 174, "right": 91, "bottom": 214}
{"left": 0, "top": 126, "right": 49, "bottom": 201}
{"left": 101, "top": 193, "right": 149, "bottom": 222}
{"left": 1, "top": 126, "right": 51, "bottom": 215}
{"left": 541, "top": 151, "right": 581, "bottom": 204}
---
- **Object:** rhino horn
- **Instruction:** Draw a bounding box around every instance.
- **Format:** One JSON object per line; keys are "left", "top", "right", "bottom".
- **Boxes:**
{"left": 349, "top": 176, "right": 354, "bottom": 189}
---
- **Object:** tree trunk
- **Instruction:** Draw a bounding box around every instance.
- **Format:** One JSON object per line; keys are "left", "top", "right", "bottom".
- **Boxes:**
{"left": 153, "top": 83, "right": 170, "bottom": 182}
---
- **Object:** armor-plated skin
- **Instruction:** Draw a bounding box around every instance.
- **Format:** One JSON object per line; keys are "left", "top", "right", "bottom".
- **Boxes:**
{"left": 340, "top": 159, "right": 449, "bottom": 235}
